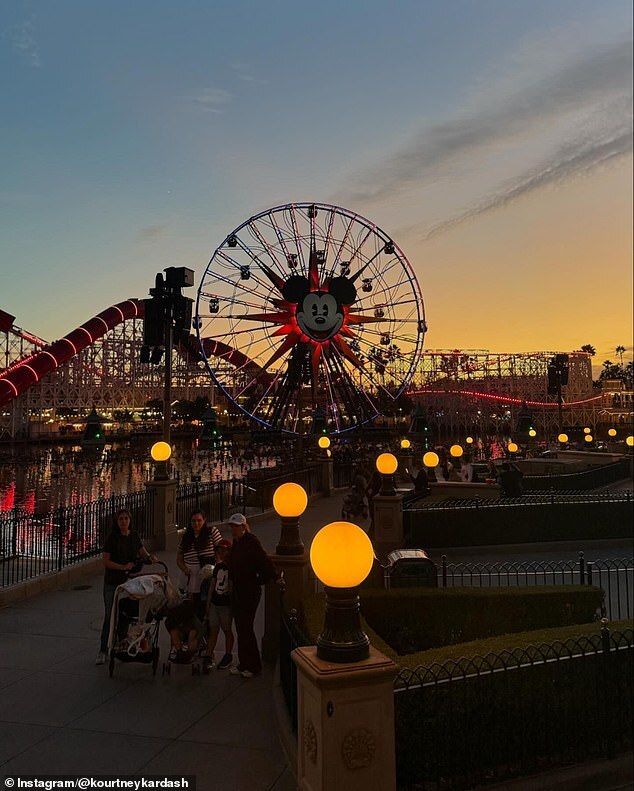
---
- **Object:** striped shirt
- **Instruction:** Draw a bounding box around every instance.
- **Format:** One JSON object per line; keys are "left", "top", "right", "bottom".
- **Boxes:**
{"left": 178, "top": 525, "right": 222, "bottom": 567}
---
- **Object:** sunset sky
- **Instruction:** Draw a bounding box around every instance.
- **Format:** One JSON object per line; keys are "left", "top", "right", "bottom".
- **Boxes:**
{"left": 1, "top": 0, "right": 632, "bottom": 366}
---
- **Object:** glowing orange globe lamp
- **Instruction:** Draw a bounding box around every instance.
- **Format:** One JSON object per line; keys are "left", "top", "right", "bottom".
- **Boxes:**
{"left": 465, "top": 436, "right": 474, "bottom": 444}
{"left": 150, "top": 441, "right": 171, "bottom": 462}
{"left": 507, "top": 442, "right": 518, "bottom": 454}
{"left": 318, "top": 436, "right": 331, "bottom": 449}
{"left": 608, "top": 428, "right": 617, "bottom": 437}
{"left": 558, "top": 433, "right": 569, "bottom": 444}
{"left": 450, "top": 444, "right": 463, "bottom": 458}
{"left": 310, "top": 521, "right": 374, "bottom": 662}
{"left": 528, "top": 429, "right": 537, "bottom": 438}
{"left": 585, "top": 435, "right": 593, "bottom": 443}
{"left": 627, "top": 436, "right": 634, "bottom": 448}
{"left": 376, "top": 452, "right": 398, "bottom": 495}
{"left": 583, "top": 427, "right": 591, "bottom": 434}
{"left": 273, "top": 482, "right": 308, "bottom": 555}
{"left": 423, "top": 451, "right": 439, "bottom": 468}
{"left": 400, "top": 438, "right": 411, "bottom": 450}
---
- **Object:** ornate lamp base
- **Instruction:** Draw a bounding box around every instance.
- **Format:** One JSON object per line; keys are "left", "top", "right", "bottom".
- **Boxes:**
{"left": 316, "top": 586, "right": 370, "bottom": 663}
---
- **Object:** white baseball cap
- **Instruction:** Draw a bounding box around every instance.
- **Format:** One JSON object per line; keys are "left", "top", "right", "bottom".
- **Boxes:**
{"left": 227, "top": 513, "right": 247, "bottom": 525}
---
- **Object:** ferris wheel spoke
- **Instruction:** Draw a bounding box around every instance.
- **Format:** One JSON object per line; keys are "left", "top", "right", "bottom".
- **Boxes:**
{"left": 246, "top": 220, "right": 289, "bottom": 279}
{"left": 200, "top": 291, "right": 267, "bottom": 312}
{"left": 327, "top": 346, "right": 378, "bottom": 423}
{"left": 319, "top": 354, "right": 342, "bottom": 432}
{"left": 203, "top": 266, "right": 274, "bottom": 303}
{"left": 326, "top": 214, "right": 356, "bottom": 281}
{"left": 216, "top": 250, "right": 282, "bottom": 295}
{"left": 288, "top": 205, "right": 307, "bottom": 275}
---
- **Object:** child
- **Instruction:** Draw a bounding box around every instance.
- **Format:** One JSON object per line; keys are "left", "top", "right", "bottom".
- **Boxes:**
{"left": 202, "top": 539, "right": 234, "bottom": 671}
{"left": 164, "top": 596, "right": 202, "bottom": 662}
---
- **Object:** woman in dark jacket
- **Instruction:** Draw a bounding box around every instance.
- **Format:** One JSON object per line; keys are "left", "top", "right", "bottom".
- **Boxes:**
{"left": 226, "top": 513, "right": 280, "bottom": 678}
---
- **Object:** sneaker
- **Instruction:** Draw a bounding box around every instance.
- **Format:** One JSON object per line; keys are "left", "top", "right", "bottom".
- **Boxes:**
{"left": 203, "top": 656, "right": 215, "bottom": 671}
{"left": 240, "top": 670, "right": 255, "bottom": 679}
{"left": 229, "top": 666, "right": 242, "bottom": 675}
{"left": 95, "top": 651, "right": 107, "bottom": 666}
{"left": 168, "top": 647, "right": 178, "bottom": 662}
{"left": 217, "top": 653, "right": 233, "bottom": 670}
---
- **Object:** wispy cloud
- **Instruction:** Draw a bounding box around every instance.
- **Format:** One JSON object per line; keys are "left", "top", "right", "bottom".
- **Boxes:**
{"left": 5, "top": 19, "right": 41, "bottom": 67}
{"left": 230, "top": 61, "right": 267, "bottom": 86}
{"left": 189, "top": 87, "right": 232, "bottom": 114}
{"left": 339, "top": 34, "right": 632, "bottom": 237}
{"left": 136, "top": 223, "right": 169, "bottom": 243}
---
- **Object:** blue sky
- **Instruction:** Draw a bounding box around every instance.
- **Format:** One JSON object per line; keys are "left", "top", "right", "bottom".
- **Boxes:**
{"left": 1, "top": 0, "right": 632, "bottom": 361}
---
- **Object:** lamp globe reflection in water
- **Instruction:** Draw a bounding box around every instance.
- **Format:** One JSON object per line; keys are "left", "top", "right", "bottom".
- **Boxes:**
{"left": 273, "top": 482, "right": 308, "bottom": 555}
{"left": 310, "top": 521, "right": 374, "bottom": 663}
{"left": 376, "top": 452, "right": 398, "bottom": 495}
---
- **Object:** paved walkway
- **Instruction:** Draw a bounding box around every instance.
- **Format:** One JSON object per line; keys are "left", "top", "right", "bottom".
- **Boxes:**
{"left": 0, "top": 493, "right": 349, "bottom": 791}
{"left": 1, "top": 489, "right": 631, "bottom": 790}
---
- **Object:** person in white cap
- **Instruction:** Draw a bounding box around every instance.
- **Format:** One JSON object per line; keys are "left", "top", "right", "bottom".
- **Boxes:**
{"left": 226, "top": 513, "right": 280, "bottom": 678}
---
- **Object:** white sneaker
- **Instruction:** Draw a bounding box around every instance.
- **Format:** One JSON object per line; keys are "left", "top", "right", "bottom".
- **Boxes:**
{"left": 95, "top": 651, "right": 107, "bottom": 665}
{"left": 240, "top": 670, "right": 255, "bottom": 679}
{"left": 229, "top": 666, "right": 241, "bottom": 675}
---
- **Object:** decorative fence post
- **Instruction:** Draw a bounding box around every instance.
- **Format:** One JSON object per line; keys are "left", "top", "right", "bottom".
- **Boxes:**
{"left": 578, "top": 551, "right": 585, "bottom": 585}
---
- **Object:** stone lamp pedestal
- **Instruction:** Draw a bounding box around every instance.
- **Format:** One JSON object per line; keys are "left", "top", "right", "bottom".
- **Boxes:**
{"left": 292, "top": 645, "right": 397, "bottom": 791}
{"left": 371, "top": 493, "right": 403, "bottom": 557}
{"left": 145, "top": 478, "right": 178, "bottom": 551}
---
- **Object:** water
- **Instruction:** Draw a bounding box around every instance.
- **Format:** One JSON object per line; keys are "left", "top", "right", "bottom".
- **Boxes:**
{"left": 0, "top": 438, "right": 281, "bottom": 514}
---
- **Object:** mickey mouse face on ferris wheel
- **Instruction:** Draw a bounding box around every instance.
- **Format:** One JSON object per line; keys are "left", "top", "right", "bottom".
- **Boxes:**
{"left": 282, "top": 275, "right": 357, "bottom": 342}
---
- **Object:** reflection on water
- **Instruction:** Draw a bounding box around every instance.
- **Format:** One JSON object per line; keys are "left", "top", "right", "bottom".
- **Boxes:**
{"left": 0, "top": 439, "right": 279, "bottom": 514}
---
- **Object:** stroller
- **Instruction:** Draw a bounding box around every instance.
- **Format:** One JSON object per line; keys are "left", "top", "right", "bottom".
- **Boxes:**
{"left": 107, "top": 560, "right": 170, "bottom": 678}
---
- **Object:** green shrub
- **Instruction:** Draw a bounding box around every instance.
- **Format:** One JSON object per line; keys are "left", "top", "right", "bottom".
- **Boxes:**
{"left": 359, "top": 586, "right": 604, "bottom": 653}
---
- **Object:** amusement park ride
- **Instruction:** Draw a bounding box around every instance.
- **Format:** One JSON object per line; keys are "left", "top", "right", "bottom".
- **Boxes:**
{"left": 0, "top": 203, "right": 624, "bottom": 440}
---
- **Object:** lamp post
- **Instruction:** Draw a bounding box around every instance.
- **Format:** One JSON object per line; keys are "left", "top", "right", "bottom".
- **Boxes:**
{"left": 376, "top": 452, "right": 398, "bottom": 496}
{"left": 151, "top": 440, "right": 172, "bottom": 481}
{"left": 423, "top": 450, "right": 439, "bottom": 482}
{"left": 317, "top": 436, "right": 333, "bottom": 496}
{"left": 292, "top": 521, "right": 398, "bottom": 791}
{"left": 310, "top": 520, "right": 374, "bottom": 662}
{"left": 273, "top": 482, "right": 307, "bottom": 555}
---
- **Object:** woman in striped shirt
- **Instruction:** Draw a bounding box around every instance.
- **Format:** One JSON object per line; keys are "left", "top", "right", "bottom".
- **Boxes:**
{"left": 177, "top": 510, "right": 222, "bottom": 615}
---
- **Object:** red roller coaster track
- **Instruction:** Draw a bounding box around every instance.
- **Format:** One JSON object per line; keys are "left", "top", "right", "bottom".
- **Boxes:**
{"left": 0, "top": 300, "right": 265, "bottom": 407}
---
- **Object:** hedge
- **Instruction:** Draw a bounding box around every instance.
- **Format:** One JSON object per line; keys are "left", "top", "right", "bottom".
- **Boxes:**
{"left": 358, "top": 586, "right": 604, "bottom": 653}
{"left": 301, "top": 585, "right": 604, "bottom": 654}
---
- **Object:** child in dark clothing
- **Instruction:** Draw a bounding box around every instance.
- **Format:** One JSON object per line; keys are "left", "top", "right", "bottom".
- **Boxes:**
{"left": 164, "top": 597, "right": 202, "bottom": 662}
{"left": 202, "top": 540, "right": 234, "bottom": 671}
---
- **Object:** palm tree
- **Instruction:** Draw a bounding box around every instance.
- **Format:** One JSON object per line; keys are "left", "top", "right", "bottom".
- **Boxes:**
{"left": 580, "top": 344, "right": 596, "bottom": 356}
{"left": 615, "top": 345, "right": 626, "bottom": 365}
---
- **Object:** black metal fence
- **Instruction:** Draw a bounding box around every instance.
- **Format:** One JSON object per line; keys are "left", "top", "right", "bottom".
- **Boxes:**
{"left": 394, "top": 626, "right": 633, "bottom": 790}
{"left": 521, "top": 459, "right": 631, "bottom": 491}
{"left": 439, "top": 552, "right": 633, "bottom": 620}
{"left": 279, "top": 606, "right": 311, "bottom": 733}
{"left": 0, "top": 490, "right": 154, "bottom": 587}
{"left": 405, "top": 491, "right": 633, "bottom": 547}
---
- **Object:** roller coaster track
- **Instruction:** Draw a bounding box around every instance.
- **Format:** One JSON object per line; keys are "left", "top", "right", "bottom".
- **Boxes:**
{"left": 0, "top": 300, "right": 265, "bottom": 407}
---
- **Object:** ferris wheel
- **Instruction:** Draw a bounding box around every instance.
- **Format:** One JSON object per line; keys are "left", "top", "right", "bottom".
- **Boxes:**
{"left": 195, "top": 202, "right": 426, "bottom": 435}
